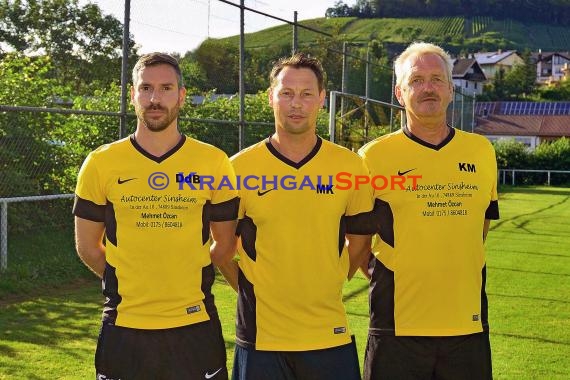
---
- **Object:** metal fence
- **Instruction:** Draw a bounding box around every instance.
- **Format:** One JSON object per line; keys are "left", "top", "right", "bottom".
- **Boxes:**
{"left": 0, "top": 110, "right": 275, "bottom": 271}
{"left": 448, "top": 87, "right": 476, "bottom": 132}
{"left": 329, "top": 85, "right": 476, "bottom": 152}
{"left": 498, "top": 169, "right": 570, "bottom": 186}
{"left": 0, "top": 0, "right": 477, "bottom": 271}
{"left": 0, "top": 1, "right": 339, "bottom": 271}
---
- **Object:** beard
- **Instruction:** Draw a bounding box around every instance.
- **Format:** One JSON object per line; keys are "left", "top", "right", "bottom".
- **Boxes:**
{"left": 136, "top": 102, "right": 181, "bottom": 132}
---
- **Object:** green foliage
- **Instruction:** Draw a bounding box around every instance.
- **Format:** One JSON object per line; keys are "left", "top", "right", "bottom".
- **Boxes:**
{"left": 52, "top": 84, "right": 126, "bottom": 192}
{"left": 534, "top": 138, "right": 570, "bottom": 171}
{"left": 502, "top": 51, "right": 537, "bottom": 99}
{"left": 539, "top": 80, "right": 570, "bottom": 100}
{"left": 0, "top": 0, "right": 137, "bottom": 91}
{"left": 0, "top": 53, "right": 69, "bottom": 107}
{"left": 493, "top": 139, "right": 532, "bottom": 169}
{"left": 480, "top": 67, "right": 507, "bottom": 101}
{"left": 178, "top": 91, "right": 328, "bottom": 155}
{"left": 0, "top": 54, "right": 71, "bottom": 196}
{"left": 494, "top": 138, "right": 570, "bottom": 185}
{"left": 329, "top": 0, "right": 570, "bottom": 26}
{"left": 179, "top": 57, "right": 208, "bottom": 94}
{"left": 480, "top": 51, "right": 538, "bottom": 101}
{"left": 194, "top": 39, "right": 240, "bottom": 94}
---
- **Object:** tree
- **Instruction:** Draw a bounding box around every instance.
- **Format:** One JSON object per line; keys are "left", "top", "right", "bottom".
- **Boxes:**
{"left": 194, "top": 39, "right": 240, "bottom": 94}
{"left": 503, "top": 51, "right": 537, "bottom": 99}
{"left": 0, "top": 0, "right": 137, "bottom": 91}
{"left": 325, "top": 1, "right": 353, "bottom": 17}
{"left": 539, "top": 79, "right": 570, "bottom": 100}
{"left": 481, "top": 54, "right": 539, "bottom": 101}
{"left": 493, "top": 139, "right": 531, "bottom": 169}
{"left": 0, "top": 53, "right": 71, "bottom": 196}
{"left": 179, "top": 53, "right": 208, "bottom": 94}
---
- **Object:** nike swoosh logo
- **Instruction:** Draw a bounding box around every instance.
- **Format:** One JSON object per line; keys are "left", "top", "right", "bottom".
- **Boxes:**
{"left": 117, "top": 177, "right": 137, "bottom": 184}
{"left": 397, "top": 168, "right": 416, "bottom": 176}
{"left": 257, "top": 188, "right": 275, "bottom": 196}
{"left": 205, "top": 368, "right": 223, "bottom": 379}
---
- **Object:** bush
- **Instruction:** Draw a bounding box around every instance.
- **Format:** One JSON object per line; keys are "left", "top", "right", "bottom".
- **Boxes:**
{"left": 493, "top": 139, "right": 531, "bottom": 169}
{"left": 533, "top": 138, "right": 570, "bottom": 185}
{"left": 493, "top": 138, "right": 570, "bottom": 185}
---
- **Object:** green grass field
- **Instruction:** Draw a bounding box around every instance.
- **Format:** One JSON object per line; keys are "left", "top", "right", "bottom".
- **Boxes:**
{"left": 0, "top": 186, "right": 569, "bottom": 379}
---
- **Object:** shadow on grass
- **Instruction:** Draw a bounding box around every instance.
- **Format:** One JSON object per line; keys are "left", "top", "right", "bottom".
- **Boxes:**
{"left": 224, "top": 338, "right": 236, "bottom": 351}
{"left": 493, "top": 331, "right": 570, "bottom": 346}
{"left": 486, "top": 248, "right": 569, "bottom": 259}
{"left": 499, "top": 186, "right": 570, "bottom": 197}
{"left": 490, "top": 195, "right": 570, "bottom": 231}
{"left": 0, "top": 281, "right": 101, "bottom": 360}
{"left": 488, "top": 266, "right": 570, "bottom": 277}
{"left": 0, "top": 343, "right": 17, "bottom": 357}
{"left": 488, "top": 292, "right": 570, "bottom": 304}
{"left": 491, "top": 228, "right": 570, "bottom": 238}
{"left": 343, "top": 283, "right": 369, "bottom": 303}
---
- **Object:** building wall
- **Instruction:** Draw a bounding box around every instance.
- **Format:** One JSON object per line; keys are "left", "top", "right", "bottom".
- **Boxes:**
{"left": 536, "top": 55, "right": 570, "bottom": 83}
{"left": 481, "top": 54, "right": 524, "bottom": 80}
{"left": 453, "top": 79, "right": 484, "bottom": 96}
{"left": 484, "top": 135, "right": 539, "bottom": 150}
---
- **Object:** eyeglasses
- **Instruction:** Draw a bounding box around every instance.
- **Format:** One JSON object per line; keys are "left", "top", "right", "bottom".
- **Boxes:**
{"left": 406, "top": 77, "right": 450, "bottom": 90}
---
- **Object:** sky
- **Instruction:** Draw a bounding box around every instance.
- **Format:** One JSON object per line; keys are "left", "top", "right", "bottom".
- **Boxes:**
{"left": 87, "top": 0, "right": 343, "bottom": 55}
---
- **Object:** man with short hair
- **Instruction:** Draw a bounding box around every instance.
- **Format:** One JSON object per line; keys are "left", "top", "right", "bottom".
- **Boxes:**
{"left": 359, "top": 42, "right": 499, "bottom": 380}
{"left": 220, "top": 53, "right": 375, "bottom": 380}
{"left": 74, "top": 52, "right": 237, "bottom": 379}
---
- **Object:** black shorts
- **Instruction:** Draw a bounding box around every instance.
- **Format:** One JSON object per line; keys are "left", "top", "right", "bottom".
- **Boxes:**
{"left": 363, "top": 332, "right": 492, "bottom": 380}
{"left": 95, "top": 318, "right": 228, "bottom": 380}
{"left": 232, "top": 336, "right": 361, "bottom": 380}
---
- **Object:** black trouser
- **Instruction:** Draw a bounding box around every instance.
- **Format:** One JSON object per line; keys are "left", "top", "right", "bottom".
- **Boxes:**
{"left": 95, "top": 318, "right": 228, "bottom": 380}
{"left": 363, "top": 332, "right": 492, "bottom": 380}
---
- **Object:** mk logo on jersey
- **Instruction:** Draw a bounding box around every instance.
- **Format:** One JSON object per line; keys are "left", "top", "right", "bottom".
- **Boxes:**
{"left": 458, "top": 162, "right": 476, "bottom": 173}
{"left": 316, "top": 184, "right": 334, "bottom": 194}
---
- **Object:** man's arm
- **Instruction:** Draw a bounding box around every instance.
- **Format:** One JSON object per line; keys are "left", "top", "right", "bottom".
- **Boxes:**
{"left": 210, "top": 220, "right": 239, "bottom": 291}
{"left": 483, "top": 218, "right": 491, "bottom": 242}
{"left": 358, "top": 252, "right": 373, "bottom": 280}
{"left": 346, "top": 233, "right": 372, "bottom": 280}
{"left": 75, "top": 216, "right": 106, "bottom": 278}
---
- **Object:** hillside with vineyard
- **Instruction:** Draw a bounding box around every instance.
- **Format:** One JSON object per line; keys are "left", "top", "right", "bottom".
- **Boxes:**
{"left": 218, "top": 16, "right": 570, "bottom": 54}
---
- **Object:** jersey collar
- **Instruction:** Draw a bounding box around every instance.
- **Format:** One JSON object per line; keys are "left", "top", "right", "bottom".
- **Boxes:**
{"left": 265, "top": 135, "right": 322, "bottom": 169}
{"left": 402, "top": 125, "right": 455, "bottom": 151}
{"left": 129, "top": 134, "right": 186, "bottom": 163}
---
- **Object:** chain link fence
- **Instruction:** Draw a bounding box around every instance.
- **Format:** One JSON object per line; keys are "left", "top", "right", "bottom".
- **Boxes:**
{"left": 0, "top": 0, "right": 475, "bottom": 275}
{"left": 0, "top": 108, "right": 274, "bottom": 272}
{"left": 330, "top": 86, "right": 476, "bottom": 152}
{"left": 448, "top": 86, "right": 476, "bottom": 132}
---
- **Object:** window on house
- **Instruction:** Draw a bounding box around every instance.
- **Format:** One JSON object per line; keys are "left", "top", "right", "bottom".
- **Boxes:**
{"left": 465, "top": 82, "right": 468, "bottom": 88}
{"left": 475, "top": 82, "right": 478, "bottom": 89}
{"left": 515, "top": 137, "right": 532, "bottom": 148}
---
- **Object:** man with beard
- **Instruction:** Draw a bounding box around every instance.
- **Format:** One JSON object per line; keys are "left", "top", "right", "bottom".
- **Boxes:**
{"left": 73, "top": 53, "right": 238, "bottom": 379}
{"left": 218, "top": 53, "right": 375, "bottom": 380}
{"left": 359, "top": 42, "right": 499, "bottom": 379}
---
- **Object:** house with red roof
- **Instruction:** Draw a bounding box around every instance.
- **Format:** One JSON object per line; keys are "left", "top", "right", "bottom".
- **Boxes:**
{"left": 474, "top": 101, "right": 570, "bottom": 149}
